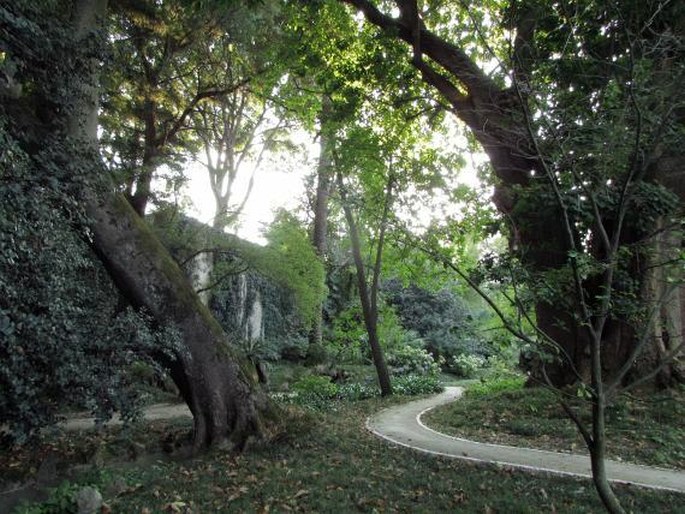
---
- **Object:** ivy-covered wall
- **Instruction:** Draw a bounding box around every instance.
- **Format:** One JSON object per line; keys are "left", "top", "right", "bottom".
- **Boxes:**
{"left": 152, "top": 211, "right": 307, "bottom": 359}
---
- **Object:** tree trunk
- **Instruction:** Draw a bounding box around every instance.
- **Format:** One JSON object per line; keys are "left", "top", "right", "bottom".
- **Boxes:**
{"left": 88, "top": 194, "right": 273, "bottom": 450}
{"left": 590, "top": 391, "right": 625, "bottom": 513}
{"left": 307, "top": 98, "right": 335, "bottom": 362}
{"left": 63, "top": 0, "right": 275, "bottom": 451}
{"left": 128, "top": 98, "right": 157, "bottom": 217}
{"left": 337, "top": 172, "right": 393, "bottom": 396}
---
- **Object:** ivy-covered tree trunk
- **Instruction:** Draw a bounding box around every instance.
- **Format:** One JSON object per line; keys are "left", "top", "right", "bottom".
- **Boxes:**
{"left": 2, "top": 0, "right": 276, "bottom": 451}
{"left": 88, "top": 194, "right": 273, "bottom": 450}
{"left": 307, "top": 98, "right": 335, "bottom": 362}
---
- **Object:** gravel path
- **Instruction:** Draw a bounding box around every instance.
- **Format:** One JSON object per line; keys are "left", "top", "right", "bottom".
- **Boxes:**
{"left": 60, "top": 403, "right": 192, "bottom": 431}
{"left": 367, "top": 386, "right": 685, "bottom": 493}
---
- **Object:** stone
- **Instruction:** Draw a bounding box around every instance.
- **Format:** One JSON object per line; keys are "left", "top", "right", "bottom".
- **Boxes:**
{"left": 75, "top": 486, "right": 102, "bottom": 514}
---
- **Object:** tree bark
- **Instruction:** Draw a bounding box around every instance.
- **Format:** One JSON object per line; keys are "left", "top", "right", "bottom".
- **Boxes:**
{"left": 307, "top": 98, "right": 335, "bottom": 361}
{"left": 88, "top": 194, "right": 273, "bottom": 450}
{"left": 337, "top": 172, "right": 393, "bottom": 396}
{"left": 62, "top": 0, "right": 275, "bottom": 451}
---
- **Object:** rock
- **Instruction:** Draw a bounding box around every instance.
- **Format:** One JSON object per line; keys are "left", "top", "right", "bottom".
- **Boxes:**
{"left": 75, "top": 486, "right": 102, "bottom": 514}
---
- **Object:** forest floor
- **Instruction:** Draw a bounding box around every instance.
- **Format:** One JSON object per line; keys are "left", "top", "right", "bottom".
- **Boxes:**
{"left": 3, "top": 385, "right": 685, "bottom": 512}
{"left": 371, "top": 387, "right": 685, "bottom": 493}
{"left": 422, "top": 384, "right": 685, "bottom": 470}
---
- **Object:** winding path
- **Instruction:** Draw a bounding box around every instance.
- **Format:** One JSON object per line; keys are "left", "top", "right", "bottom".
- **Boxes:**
{"left": 366, "top": 387, "right": 685, "bottom": 493}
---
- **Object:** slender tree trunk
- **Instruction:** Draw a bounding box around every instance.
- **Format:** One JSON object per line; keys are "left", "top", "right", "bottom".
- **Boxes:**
{"left": 337, "top": 172, "right": 392, "bottom": 396}
{"left": 128, "top": 99, "right": 157, "bottom": 216}
{"left": 590, "top": 396, "right": 625, "bottom": 514}
{"left": 63, "top": 0, "right": 275, "bottom": 451}
{"left": 307, "top": 99, "right": 335, "bottom": 362}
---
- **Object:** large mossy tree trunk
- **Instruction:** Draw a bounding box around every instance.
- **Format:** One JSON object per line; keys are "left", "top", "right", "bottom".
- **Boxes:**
{"left": 3, "top": 0, "right": 276, "bottom": 451}
{"left": 88, "top": 194, "right": 274, "bottom": 450}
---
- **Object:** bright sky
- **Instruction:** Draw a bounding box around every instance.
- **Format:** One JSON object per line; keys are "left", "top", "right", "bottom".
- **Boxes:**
{"left": 181, "top": 118, "right": 487, "bottom": 245}
{"left": 182, "top": 131, "right": 318, "bottom": 245}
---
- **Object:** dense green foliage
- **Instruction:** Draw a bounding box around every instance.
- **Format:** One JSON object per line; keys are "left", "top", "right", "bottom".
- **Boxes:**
{"left": 384, "top": 279, "right": 491, "bottom": 362}
{"left": 0, "top": 125, "right": 180, "bottom": 443}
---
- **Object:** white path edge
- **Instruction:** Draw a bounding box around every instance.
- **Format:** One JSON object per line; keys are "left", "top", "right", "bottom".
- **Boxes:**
{"left": 366, "top": 386, "right": 685, "bottom": 493}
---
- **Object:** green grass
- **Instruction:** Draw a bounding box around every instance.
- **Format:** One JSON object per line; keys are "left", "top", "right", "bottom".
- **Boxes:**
{"left": 8, "top": 397, "right": 684, "bottom": 513}
{"left": 423, "top": 383, "right": 685, "bottom": 469}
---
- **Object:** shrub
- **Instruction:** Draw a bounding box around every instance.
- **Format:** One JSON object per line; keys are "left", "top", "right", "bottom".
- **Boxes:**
{"left": 326, "top": 303, "right": 367, "bottom": 363}
{"left": 450, "top": 354, "right": 487, "bottom": 378}
{"left": 337, "top": 382, "right": 379, "bottom": 401}
{"left": 466, "top": 374, "right": 526, "bottom": 398}
{"left": 17, "top": 481, "right": 80, "bottom": 514}
{"left": 292, "top": 375, "right": 339, "bottom": 401}
{"left": 387, "top": 345, "right": 443, "bottom": 377}
{"left": 393, "top": 374, "right": 444, "bottom": 395}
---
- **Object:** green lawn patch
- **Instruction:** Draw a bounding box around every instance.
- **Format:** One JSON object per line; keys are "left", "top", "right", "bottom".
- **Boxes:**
{"left": 7, "top": 397, "right": 683, "bottom": 513}
{"left": 423, "top": 383, "right": 685, "bottom": 469}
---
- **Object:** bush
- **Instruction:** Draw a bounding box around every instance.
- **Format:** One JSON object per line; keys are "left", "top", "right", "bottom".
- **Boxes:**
{"left": 393, "top": 374, "right": 444, "bottom": 395}
{"left": 337, "top": 382, "right": 379, "bottom": 401}
{"left": 326, "top": 303, "right": 367, "bottom": 363}
{"left": 384, "top": 280, "right": 492, "bottom": 362}
{"left": 292, "top": 375, "right": 339, "bottom": 401}
{"left": 466, "top": 374, "right": 526, "bottom": 398}
{"left": 387, "top": 345, "right": 443, "bottom": 377}
{"left": 450, "top": 354, "right": 487, "bottom": 378}
{"left": 17, "top": 481, "right": 80, "bottom": 514}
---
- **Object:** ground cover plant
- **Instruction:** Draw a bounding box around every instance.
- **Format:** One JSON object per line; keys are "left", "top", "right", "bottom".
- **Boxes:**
{"left": 7, "top": 397, "right": 683, "bottom": 514}
{"left": 423, "top": 380, "right": 685, "bottom": 470}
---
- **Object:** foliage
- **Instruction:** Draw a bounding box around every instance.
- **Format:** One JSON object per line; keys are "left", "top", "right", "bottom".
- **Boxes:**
{"left": 466, "top": 375, "right": 527, "bottom": 399}
{"left": 336, "top": 381, "right": 379, "bottom": 401}
{"left": 292, "top": 375, "right": 339, "bottom": 402}
{"left": 260, "top": 209, "right": 327, "bottom": 327}
{"left": 16, "top": 481, "right": 81, "bottom": 514}
{"left": 450, "top": 354, "right": 487, "bottom": 379}
{"left": 326, "top": 301, "right": 367, "bottom": 363}
{"left": 383, "top": 279, "right": 492, "bottom": 362}
{"left": 0, "top": 125, "right": 181, "bottom": 444}
{"left": 387, "top": 345, "right": 443, "bottom": 377}
{"left": 392, "top": 374, "right": 444, "bottom": 396}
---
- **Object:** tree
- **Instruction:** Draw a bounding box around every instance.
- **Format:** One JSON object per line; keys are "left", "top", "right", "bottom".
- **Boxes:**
{"left": 337, "top": 1, "right": 683, "bottom": 510}
{"left": 0, "top": 116, "right": 182, "bottom": 442}
{"left": 1, "top": 0, "right": 275, "bottom": 451}
{"left": 101, "top": 0, "right": 281, "bottom": 217}
{"left": 337, "top": 160, "right": 395, "bottom": 396}
{"left": 338, "top": 0, "right": 683, "bottom": 388}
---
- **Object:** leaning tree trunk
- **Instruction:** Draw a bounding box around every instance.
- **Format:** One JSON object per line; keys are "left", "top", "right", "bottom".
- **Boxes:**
{"left": 337, "top": 173, "right": 393, "bottom": 396}
{"left": 62, "top": 0, "right": 275, "bottom": 450}
{"left": 88, "top": 194, "right": 274, "bottom": 450}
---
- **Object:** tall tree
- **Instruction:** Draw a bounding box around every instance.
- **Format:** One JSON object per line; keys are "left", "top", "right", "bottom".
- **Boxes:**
{"left": 2, "top": 0, "right": 275, "bottom": 450}
{"left": 339, "top": 1, "right": 684, "bottom": 510}
{"left": 338, "top": 0, "right": 684, "bottom": 388}
{"left": 337, "top": 162, "right": 395, "bottom": 396}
